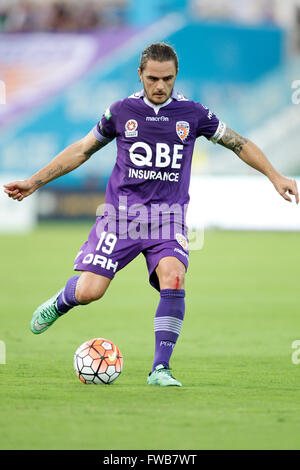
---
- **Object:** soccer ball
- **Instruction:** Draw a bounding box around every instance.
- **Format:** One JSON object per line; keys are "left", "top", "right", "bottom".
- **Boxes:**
{"left": 74, "top": 338, "right": 123, "bottom": 384}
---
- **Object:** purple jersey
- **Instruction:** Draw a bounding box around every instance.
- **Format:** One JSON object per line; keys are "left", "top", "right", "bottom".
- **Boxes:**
{"left": 92, "top": 89, "right": 226, "bottom": 221}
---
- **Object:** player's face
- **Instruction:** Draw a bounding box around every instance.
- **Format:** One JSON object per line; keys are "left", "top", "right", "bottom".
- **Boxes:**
{"left": 138, "top": 59, "right": 177, "bottom": 105}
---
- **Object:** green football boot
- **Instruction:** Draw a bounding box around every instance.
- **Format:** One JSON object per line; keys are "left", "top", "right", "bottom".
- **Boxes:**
{"left": 147, "top": 364, "right": 182, "bottom": 387}
{"left": 30, "top": 289, "right": 64, "bottom": 335}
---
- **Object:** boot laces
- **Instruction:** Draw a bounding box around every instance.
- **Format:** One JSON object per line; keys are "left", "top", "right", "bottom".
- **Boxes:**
{"left": 40, "top": 303, "right": 57, "bottom": 321}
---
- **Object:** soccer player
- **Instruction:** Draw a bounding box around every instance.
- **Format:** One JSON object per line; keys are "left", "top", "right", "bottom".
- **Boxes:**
{"left": 4, "top": 43, "right": 299, "bottom": 387}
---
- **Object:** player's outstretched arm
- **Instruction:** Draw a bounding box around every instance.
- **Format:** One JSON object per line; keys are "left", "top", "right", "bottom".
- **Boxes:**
{"left": 218, "top": 127, "right": 299, "bottom": 204}
{"left": 3, "top": 131, "right": 106, "bottom": 202}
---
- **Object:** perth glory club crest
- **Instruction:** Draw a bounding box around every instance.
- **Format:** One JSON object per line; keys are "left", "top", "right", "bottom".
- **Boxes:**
{"left": 176, "top": 233, "right": 189, "bottom": 251}
{"left": 176, "top": 121, "right": 190, "bottom": 142}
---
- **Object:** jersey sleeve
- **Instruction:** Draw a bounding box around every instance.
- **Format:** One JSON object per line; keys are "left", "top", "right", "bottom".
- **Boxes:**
{"left": 194, "top": 102, "right": 226, "bottom": 144}
{"left": 92, "top": 100, "right": 123, "bottom": 144}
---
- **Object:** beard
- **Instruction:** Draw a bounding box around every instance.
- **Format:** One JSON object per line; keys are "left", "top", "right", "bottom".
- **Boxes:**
{"left": 144, "top": 86, "right": 173, "bottom": 105}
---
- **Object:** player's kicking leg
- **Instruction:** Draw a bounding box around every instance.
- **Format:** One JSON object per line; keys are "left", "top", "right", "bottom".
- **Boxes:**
{"left": 147, "top": 256, "right": 186, "bottom": 387}
{"left": 30, "top": 272, "right": 111, "bottom": 334}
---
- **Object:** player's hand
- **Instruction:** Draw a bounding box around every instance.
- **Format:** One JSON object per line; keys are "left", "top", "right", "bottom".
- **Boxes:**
{"left": 272, "top": 175, "right": 299, "bottom": 204}
{"left": 3, "top": 180, "right": 36, "bottom": 202}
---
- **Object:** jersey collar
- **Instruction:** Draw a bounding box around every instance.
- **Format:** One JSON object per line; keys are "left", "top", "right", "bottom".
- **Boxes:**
{"left": 139, "top": 89, "right": 179, "bottom": 115}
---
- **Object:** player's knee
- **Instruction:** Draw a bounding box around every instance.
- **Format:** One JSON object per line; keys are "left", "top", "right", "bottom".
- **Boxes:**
{"left": 75, "top": 272, "right": 111, "bottom": 304}
{"left": 76, "top": 285, "right": 106, "bottom": 304}
{"left": 159, "top": 269, "right": 185, "bottom": 290}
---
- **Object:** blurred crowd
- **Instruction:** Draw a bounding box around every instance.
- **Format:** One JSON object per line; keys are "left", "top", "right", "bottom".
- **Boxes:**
{"left": 1, "top": 0, "right": 300, "bottom": 34}
{"left": 0, "top": 0, "right": 127, "bottom": 32}
{"left": 190, "top": 0, "right": 300, "bottom": 29}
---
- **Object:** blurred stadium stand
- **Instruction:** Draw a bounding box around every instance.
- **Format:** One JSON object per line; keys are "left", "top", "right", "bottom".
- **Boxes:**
{"left": 0, "top": 0, "right": 127, "bottom": 31}
{"left": 207, "top": 54, "right": 300, "bottom": 176}
{"left": 0, "top": 0, "right": 300, "bottom": 227}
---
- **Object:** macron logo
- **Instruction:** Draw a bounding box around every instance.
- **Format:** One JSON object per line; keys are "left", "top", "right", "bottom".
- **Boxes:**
{"left": 146, "top": 116, "right": 169, "bottom": 121}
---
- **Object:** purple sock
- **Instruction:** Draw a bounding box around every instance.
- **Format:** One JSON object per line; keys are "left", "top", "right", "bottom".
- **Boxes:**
{"left": 152, "top": 289, "right": 185, "bottom": 372}
{"left": 56, "top": 275, "right": 80, "bottom": 314}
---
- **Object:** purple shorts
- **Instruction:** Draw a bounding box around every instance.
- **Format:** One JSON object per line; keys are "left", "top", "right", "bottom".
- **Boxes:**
{"left": 74, "top": 216, "right": 189, "bottom": 291}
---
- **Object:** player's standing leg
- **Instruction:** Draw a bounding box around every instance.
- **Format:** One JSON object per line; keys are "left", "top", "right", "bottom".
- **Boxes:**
{"left": 30, "top": 272, "right": 111, "bottom": 334}
{"left": 147, "top": 256, "right": 186, "bottom": 387}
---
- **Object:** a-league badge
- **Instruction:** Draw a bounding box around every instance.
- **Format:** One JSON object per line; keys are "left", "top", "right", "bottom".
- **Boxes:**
{"left": 125, "top": 119, "right": 138, "bottom": 137}
{"left": 104, "top": 108, "right": 112, "bottom": 120}
{"left": 176, "top": 121, "right": 190, "bottom": 141}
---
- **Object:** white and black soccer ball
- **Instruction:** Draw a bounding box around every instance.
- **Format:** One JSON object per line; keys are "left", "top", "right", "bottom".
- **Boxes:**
{"left": 74, "top": 338, "right": 123, "bottom": 384}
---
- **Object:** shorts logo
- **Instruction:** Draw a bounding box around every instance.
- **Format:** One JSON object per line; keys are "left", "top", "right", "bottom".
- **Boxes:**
{"left": 176, "top": 121, "right": 189, "bottom": 142}
{"left": 125, "top": 119, "right": 138, "bottom": 137}
{"left": 175, "top": 233, "right": 188, "bottom": 251}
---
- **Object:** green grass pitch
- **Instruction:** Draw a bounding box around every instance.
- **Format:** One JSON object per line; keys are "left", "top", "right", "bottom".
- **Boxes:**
{"left": 1, "top": 222, "right": 300, "bottom": 450}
